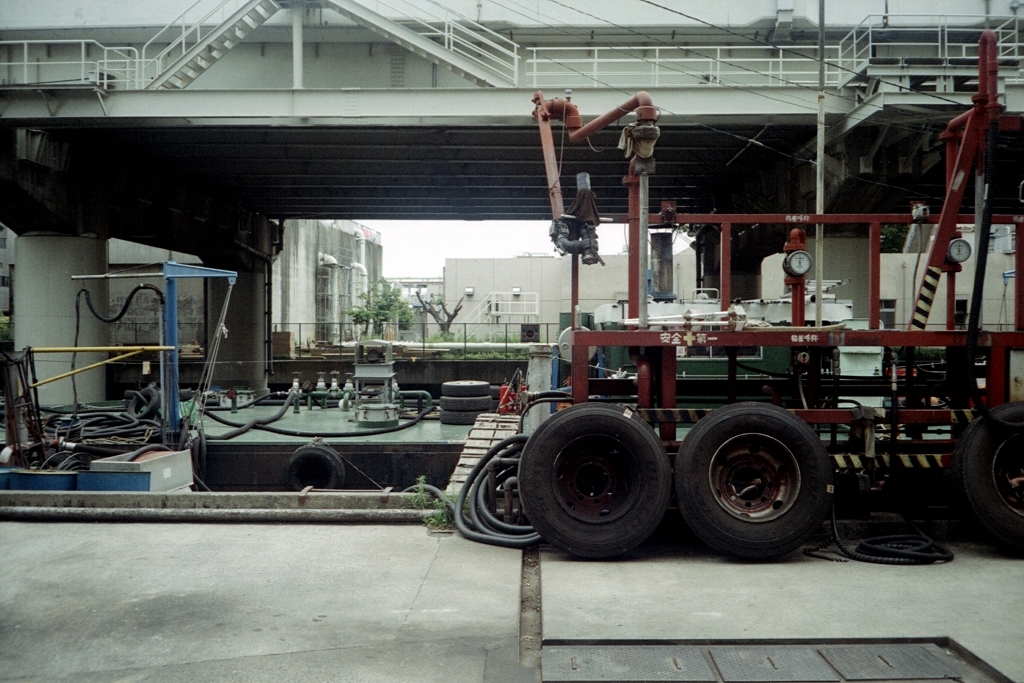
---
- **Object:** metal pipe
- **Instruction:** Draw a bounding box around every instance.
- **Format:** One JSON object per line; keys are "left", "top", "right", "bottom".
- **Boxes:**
{"left": 31, "top": 346, "right": 173, "bottom": 353}
{"left": 815, "top": 0, "right": 826, "bottom": 328}
{"left": 30, "top": 350, "right": 145, "bottom": 388}
{"left": 568, "top": 91, "right": 657, "bottom": 142}
{"left": 639, "top": 172, "right": 650, "bottom": 328}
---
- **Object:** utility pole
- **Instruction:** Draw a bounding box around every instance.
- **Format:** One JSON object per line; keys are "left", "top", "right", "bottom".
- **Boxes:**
{"left": 815, "top": 0, "right": 825, "bottom": 327}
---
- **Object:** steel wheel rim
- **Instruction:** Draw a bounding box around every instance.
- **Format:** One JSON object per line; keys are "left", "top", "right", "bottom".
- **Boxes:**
{"left": 553, "top": 434, "right": 642, "bottom": 524}
{"left": 708, "top": 432, "right": 801, "bottom": 522}
{"left": 991, "top": 432, "right": 1024, "bottom": 518}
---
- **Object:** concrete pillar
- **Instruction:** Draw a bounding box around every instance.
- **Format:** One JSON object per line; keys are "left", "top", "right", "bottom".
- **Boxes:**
{"left": 207, "top": 271, "right": 268, "bottom": 394}
{"left": 523, "top": 344, "right": 554, "bottom": 435}
{"left": 292, "top": 7, "right": 304, "bottom": 89}
{"left": 13, "top": 233, "right": 108, "bottom": 406}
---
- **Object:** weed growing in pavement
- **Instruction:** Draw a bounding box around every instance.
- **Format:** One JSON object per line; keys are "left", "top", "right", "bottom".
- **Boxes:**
{"left": 411, "top": 475, "right": 455, "bottom": 531}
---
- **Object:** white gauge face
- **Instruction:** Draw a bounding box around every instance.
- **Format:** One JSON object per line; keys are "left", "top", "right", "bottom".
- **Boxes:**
{"left": 947, "top": 238, "right": 972, "bottom": 264}
{"left": 784, "top": 250, "right": 813, "bottom": 277}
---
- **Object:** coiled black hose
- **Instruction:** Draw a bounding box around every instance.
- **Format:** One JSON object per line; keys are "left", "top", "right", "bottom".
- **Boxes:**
{"left": 805, "top": 505, "right": 954, "bottom": 565}
{"left": 407, "top": 434, "right": 540, "bottom": 549}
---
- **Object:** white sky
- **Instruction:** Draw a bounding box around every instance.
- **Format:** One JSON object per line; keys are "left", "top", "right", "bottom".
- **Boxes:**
{"left": 363, "top": 220, "right": 631, "bottom": 279}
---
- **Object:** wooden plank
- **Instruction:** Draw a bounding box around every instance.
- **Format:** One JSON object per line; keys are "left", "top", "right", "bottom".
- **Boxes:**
{"left": 445, "top": 413, "right": 521, "bottom": 496}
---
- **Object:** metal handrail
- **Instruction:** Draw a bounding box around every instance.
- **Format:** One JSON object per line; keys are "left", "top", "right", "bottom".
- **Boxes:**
{"left": 0, "top": 40, "right": 139, "bottom": 89}
{"left": 527, "top": 45, "right": 841, "bottom": 89}
{"left": 837, "top": 14, "right": 1022, "bottom": 82}
{"left": 372, "top": 0, "right": 519, "bottom": 85}
{"left": 141, "top": 0, "right": 248, "bottom": 83}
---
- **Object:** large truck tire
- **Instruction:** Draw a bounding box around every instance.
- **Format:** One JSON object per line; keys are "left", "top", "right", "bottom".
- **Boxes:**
{"left": 952, "top": 402, "right": 1024, "bottom": 553}
{"left": 439, "top": 395, "right": 493, "bottom": 412}
{"left": 518, "top": 403, "right": 671, "bottom": 558}
{"left": 439, "top": 409, "right": 482, "bottom": 426}
{"left": 674, "top": 402, "right": 833, "bottom": 560}
{"left": 441, "top": 380, "right": 491, "bottom": 397}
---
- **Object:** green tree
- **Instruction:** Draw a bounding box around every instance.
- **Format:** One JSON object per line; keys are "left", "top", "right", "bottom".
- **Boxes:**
{"left": 347, "top": 281, "right": 414, "bottom": 337}
{"left": 880, "top": 224, "right": 910, "bottom": 253}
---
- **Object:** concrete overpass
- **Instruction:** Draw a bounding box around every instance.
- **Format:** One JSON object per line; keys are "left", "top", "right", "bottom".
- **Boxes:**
{"left": 1, "top": 0, "right": 1022, "bottom": 401}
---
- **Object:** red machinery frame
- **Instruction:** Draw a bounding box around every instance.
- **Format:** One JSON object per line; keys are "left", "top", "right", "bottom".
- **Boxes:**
{"left": 532, "top": 30, "right": 1024, "bottom": 444}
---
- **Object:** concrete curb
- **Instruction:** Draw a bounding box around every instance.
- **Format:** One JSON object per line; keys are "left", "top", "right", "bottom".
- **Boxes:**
{"left": 0, "top": 506, "right": 435, "bottom": 524}
{"left": 0, "top": 490, "right": 420, "bottom": 510}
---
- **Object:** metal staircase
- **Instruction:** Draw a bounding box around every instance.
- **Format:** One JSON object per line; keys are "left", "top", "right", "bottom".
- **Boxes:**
{"left": 322, "top": 0, "right": 518, "bottom": 87}
{"left": 144, "top": 0, "right": 280, "bottom": 90}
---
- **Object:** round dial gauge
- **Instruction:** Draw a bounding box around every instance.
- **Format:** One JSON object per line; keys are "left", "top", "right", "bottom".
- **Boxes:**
{"left": 947, "top": 238, "right": 972, "bottom": 264}
{"left": 783, "top": 250, "right": 813, "bottom": 277}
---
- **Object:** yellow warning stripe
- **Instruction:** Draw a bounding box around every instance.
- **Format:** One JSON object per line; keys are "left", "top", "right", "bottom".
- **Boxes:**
{"left": 831, "top": 453, "right": 948, "bottom": 469}
{"left": 911, "top": 266, "right": 942, "bottom": 330}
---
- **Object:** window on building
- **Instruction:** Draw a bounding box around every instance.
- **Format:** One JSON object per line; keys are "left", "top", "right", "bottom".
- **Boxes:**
{"left": 0, "top": 276, "right": 8, "bottom": 287}
{"left": 0, "top": 238, "right": 6, "bottom": 248}
{"left": 955, "top": 299, "right": 968, "bottom": 330}
{"left": 879, "top": 299, "right": 897, "bottom": 329}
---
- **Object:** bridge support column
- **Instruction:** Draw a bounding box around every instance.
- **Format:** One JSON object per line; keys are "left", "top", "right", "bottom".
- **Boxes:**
{"left": 207, "top": 271, "right": 268, "bottom": 395}
{"left": 13, "top": 233, "right": 108, "bottom": 406}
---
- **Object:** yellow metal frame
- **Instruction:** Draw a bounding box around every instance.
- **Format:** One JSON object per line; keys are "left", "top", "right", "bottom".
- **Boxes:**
{"left": 28, "top": 346, "right": 173, "bottom": 389}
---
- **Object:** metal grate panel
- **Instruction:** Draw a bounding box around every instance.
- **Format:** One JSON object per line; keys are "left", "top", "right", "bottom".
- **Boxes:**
{"left": 543, "top": 645, "right": 716, "bottom": 682}
{"left": 709, "top": 648, "right": 841, "bottom": 682}
{"left": 819, "top": 645, "right": 959, "bottom": 680}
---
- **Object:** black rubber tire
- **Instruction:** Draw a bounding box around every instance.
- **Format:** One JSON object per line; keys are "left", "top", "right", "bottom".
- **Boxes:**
{"left": 439, "top": 395, "right": 493, "bottom": 412}
{"left": 518, "top": 403, "right": 671, "bottom": 558}
{"left": 952, "top": 402, "right": 1024, "bottom": 553}
{"left": 674, "top": 402, "right": 833, "bottom": 560}
{"left": 489, "top": 385, "right": 501, "bottom": 399}
{"left": 287, "top": 443, "right": 346, "bottom": 491}
{"left": 439, "top": 409, "right": 482, "bottom": 426}
{"left": 441, "top": 380, "right": 491, "bottom": 397}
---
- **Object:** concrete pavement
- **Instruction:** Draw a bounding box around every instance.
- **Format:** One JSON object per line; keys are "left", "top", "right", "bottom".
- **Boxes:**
{"left": 0, "top": 523, "right": 533, "bottom": 683}
{"left": 541, "top": 520, "right": 1024, "bottom": 682}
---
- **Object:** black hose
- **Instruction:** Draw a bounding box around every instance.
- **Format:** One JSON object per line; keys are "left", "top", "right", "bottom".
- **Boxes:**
{"left": 805, "top": 505, "right": 954, "bottom": 565}
{"left": 201, "top": 390, "right": 298, "bottom": 440}
{"left": 80, "top": 284, "right": 164, "bottom": 323}
{"left": 203, "top": 391, "right": 292, "bottom": 410}
{"left": 124, "top": 444, "right": 171, "bottom": 462}
{"left": 201, "top": 398, "right": 436, "bottom": 439}
{"left": 965, "top": 115, "right": 1024, "bottom": 428}
{"left": 518, "top": 396, "right": 573, "bottom": 432}
{"left": 406, "top": 434, "right": 540, "bottom": 549}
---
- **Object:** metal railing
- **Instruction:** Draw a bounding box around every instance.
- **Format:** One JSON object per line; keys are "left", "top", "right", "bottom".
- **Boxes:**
{"left": 527, "top": 45, "right": 841, "bottom": 89}
{"left": 274, "top": 321, "right": 558, "bottom": 360}
{"left": 140, "top": 0, "right": 263, "bottom": 85}
{"left": 0, "top": 40, "right": 139, "bottom": 89}
{"left": 369, "top": 0, "right": 519, "bottom": 85}
{"left": 837, "top": 14, "right": 1023, "bottom": 83}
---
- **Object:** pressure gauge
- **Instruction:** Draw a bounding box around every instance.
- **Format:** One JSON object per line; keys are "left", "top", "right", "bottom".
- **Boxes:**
{"left": 783, "top": 250, "right": 813, "bottom": 277}
{"left": 947, "top": 238, "right": 972, "bottom": 264}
